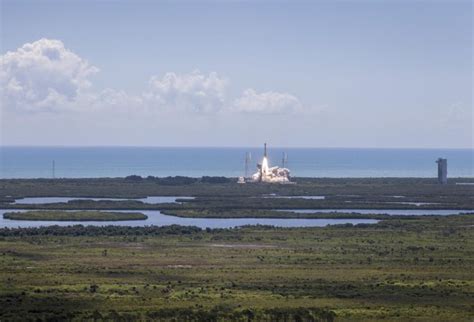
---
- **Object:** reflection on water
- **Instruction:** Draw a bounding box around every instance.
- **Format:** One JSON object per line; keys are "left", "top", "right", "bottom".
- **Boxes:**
{"left": 0, "top": 209, "right": 378, "bottom": 229}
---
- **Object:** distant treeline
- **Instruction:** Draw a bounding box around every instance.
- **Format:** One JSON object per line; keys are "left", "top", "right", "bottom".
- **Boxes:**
{"left": 0, "top": 224, "right": 201, "bottom": 237}
{"left": 3, "top": 210, "right": 147, "bottom": 221}
{"left": 125, "top": 175, "right": 231, "bottom": 185}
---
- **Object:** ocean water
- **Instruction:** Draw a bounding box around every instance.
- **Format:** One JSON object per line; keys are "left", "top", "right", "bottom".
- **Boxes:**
{"left": 0, "top": 146, "right": 472, "bottom": 178}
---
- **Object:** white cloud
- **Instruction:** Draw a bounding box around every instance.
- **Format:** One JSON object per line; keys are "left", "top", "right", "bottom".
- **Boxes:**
{"left": 144, "top": 71, "right": 228, "bottom": 113}
{"left": 0, "top": 38, "right": 98, "bottom": 112}
{"left": 1, "top": 39, "right": 305, "bottom": 116}
{"left": 233, "top": 89, "right": 302, "bottom": 114}
{"left": 441, "top": 103, "right": 472, "bottom": 124}
{"left": 93, "top": 89, "right": 144, "bottom": 112}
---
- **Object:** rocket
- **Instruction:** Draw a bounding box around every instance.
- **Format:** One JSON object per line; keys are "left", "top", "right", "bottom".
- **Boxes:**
{"left": 264, "top": 142, "right": 267, "bottom": 158}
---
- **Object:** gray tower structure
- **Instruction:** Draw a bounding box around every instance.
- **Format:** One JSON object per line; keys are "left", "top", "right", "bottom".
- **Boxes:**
{"left": 436, "top": 158, "right": 447, "bottom": 184}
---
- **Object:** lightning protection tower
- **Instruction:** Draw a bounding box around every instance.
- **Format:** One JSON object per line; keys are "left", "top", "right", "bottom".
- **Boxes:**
{"left": 244, "top": 152, "right": 251, "bottom": 178}
{"left": 282, "top": 152, "right": 288, "bottom": 168}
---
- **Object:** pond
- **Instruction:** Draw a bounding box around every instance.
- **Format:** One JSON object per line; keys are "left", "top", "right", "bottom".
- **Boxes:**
{"left": 0, "top": 209, "right": 378, "bottom": 229}
{"left": 279, "top": 209, "right": 474, "bottom": 215}
{"left": 10, "top": 196, "right": 195, "bottom": 205}
{"left": 385, "top": 202, "right": 440, "bottom": 206}
{"left": 262, "top": 195, "right": 325, "bottom": 200}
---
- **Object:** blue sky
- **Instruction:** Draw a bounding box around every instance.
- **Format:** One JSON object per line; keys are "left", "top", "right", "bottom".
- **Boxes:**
{"left": 1, "top": 0, "right": 472, "bottom": 148}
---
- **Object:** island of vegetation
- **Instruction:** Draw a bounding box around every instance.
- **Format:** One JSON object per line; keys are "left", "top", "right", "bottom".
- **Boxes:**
{"left": 161, "top": 208, "right": 397, "bottom": 219}
{"left": 3, "top": 210, "right": 147, "bottom": 221}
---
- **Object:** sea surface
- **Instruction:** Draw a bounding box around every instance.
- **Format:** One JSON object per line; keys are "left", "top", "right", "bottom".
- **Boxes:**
{"left": 1, "top": 146, "right": 472, "bottom": 178}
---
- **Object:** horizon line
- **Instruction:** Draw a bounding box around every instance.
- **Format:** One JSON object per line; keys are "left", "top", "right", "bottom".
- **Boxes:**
{"left": 1, "top": 145, "right": 473, "bottom": 150}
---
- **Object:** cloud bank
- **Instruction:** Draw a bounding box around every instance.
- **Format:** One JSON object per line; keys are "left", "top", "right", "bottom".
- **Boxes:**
{"left": 233, "top": 89, "right": 302, "bottom": 114}
{"left": 0, "top": 38, "right": 98, "bottom": 112}
{"left": 145, "top": 71, "right": 228, "bottom": 113}
{"left": 1, "top": 39, "right": 304, "bottom": 115}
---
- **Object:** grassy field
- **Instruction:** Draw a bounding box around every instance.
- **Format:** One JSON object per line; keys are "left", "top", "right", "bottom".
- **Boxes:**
{"left": 1, "top": 215, "right": 473, "bottom": 321}
{"left": 0, "top": 177, "right": 473, "bottom": 321}
{"left": 3, "top": 211, "right": 147, "bottom": 221}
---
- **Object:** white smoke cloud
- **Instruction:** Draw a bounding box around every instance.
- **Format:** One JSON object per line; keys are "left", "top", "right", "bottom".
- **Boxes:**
{"left": 144, "top": 71, "right": 228, "bottom": 113}
{"left": 233, "top": 89, "right": 302, "bottom": 114}
{"left": 0, "top": 38, "right": 99, "bottom": 112}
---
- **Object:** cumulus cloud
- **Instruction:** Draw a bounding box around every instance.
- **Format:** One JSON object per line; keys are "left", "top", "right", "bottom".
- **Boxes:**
{"left": 437, "top": 102, "right": 472, "bottom": 131}
{"left": 1, "top": 39, "right": 306, "bottom": 115}
{"left": 0, "top": 38, "right": 99, "bottom": 112}
{"left": 144, "top": 71, "right": 228, "bottom": 113}
{"left": 94, "top": 89, "right": 144, "bottom": 111}
{"left": 233, "top": 89, "right": 302, "bottom": 114}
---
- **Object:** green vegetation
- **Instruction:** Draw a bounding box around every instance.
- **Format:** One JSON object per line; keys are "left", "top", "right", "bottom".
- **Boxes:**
{"left": 0, "top": 177, "right": 473, "bottom": 320}
{"left": 0, "top": 224, "right": 202, "bottom": 237}
{"left": 3, "top": 210, "right": 147, "bottom": 221}
{"left": 125, "top": 175, "right": 232, "bottom": 185}
{"left": 1, "top": 177, "right": 473, "bottom": 213}
{"left": 0, "top": 215, "right": 473, "bottom": 320}
{"left": 1, "top": 177, "right": 473, "bottom": 200}
{"left": 161, "top": 209, "right": 396, "bottom": 220}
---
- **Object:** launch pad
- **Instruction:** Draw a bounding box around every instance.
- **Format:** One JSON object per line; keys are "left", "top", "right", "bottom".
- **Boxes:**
{"left": 248, "top": 143, "right": 293, "bottom": 184}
